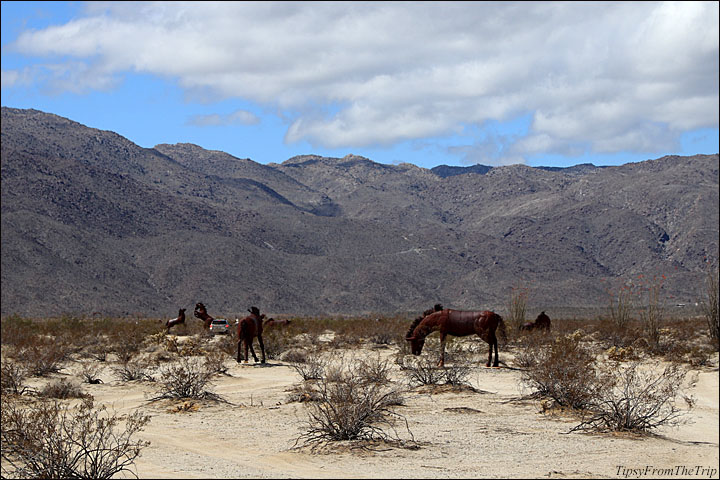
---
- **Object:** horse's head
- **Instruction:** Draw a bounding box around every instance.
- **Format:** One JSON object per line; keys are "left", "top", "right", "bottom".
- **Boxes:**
{"left": 194, "top": 303, "right": 206, "bottom": 317}
{"left": 405, "top": 313, "right": 428, "bottom": 355}
{"left": 406, "top": 334, "right": 426, "bottom": 355}
{"left": 248, "top": 306, "right": 261, "bottom": 316}
{"left": 178, "top": 308, "right": 186, "bottom": 317}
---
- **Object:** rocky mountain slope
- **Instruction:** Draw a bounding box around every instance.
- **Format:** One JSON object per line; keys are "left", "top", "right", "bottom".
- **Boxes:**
{"left": 1, "top": 107, "right": 718, "bottom": 318}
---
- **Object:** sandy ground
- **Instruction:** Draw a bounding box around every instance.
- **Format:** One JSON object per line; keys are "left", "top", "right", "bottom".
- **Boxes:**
{"left": 22, "top": 336, "right": 720, "bottom": 479}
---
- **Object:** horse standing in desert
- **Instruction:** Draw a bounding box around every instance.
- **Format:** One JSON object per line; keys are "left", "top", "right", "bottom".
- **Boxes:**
{"left": 406, "top": 308, "right": 507, "bottom": 367}
{"left": 166, "top": 308, "right": 186, "bottom": 333}
{"left": 193, "top": 303, "right": 214, "bottom": 330}
{"left": 236, "top": 306, "right": 267, "bottom": 364}
{"left": 519, "top": 311, "right": 552, "bottom": 332}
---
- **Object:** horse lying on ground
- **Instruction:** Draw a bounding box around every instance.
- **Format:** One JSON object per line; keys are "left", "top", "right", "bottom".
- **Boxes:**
{"left": 166, "top": 308, "right": 186, "bottom": 333}
{"left": 194, "top": 303, "right": 214, "bottom": 329}
{"left": 406, "top": 308, "right": 506, "bottom": 367}
{"left": 236, "top": 306, "right": 267, "bottom": 364}
{"left": 520, "top": 311, "right": 551, "bottom": 332}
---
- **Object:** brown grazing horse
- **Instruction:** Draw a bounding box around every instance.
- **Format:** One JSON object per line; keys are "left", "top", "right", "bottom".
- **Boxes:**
{"left": 166, "top": 308, "right": 186, "bottom": 333}
{"left": 236, "top": 306, "right": 267, "bottom": 364}
{"left": 520, "top": 311, "right": 552, "bottom": 332}
{"left": 406, "top": 308, "right": 507, "bottom": 367}
{"left": 263, "top": 318, "right": 291, "bottom": 328}
{"left": 194, "top": 303, "right": 214, "bottom": 329}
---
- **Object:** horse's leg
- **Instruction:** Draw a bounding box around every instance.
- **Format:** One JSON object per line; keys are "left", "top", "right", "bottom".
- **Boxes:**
{"left": 486, "top": 338, "right": 493, "bottom": 367}
{"left": 249, "top": 340, "right": 259, "bottom": 363}
{"left": 438, "top": 333, "right": 446, "bottom": 367}
{"left": 492, "top": 333, "right": 500, "bottom": 367}
{"left": 236, "top": 339, "right": 242, "bottom": 363}
{"left": 258, "top": 334, "right": 266, "bottom": 364}
{"left": 244, "top": 339, "right": 250, "bottom": 363}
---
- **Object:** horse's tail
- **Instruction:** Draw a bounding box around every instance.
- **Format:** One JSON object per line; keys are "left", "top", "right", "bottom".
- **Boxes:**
{"left": 497, "top": 315, "right": 507, "bottom": 344}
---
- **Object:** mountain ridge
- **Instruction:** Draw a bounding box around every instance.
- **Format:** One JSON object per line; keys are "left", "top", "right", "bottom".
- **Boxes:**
{"left": 2, "top": 107, "right": 718, "bottom": 318}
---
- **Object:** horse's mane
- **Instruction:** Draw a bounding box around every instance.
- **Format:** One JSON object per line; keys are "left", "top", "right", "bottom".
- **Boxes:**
{"left": 406, "top": 304, "right": 444, "bottom": 338}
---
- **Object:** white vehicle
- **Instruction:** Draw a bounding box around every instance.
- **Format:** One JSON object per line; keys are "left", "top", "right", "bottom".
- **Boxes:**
{"left": 209, "top": 318, "right": 231, "bottom": 335}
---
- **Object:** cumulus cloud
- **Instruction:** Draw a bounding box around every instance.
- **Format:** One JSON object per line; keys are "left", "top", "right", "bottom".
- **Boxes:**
{"left": 6, "top": 1, "right": 718, "bottom": 163}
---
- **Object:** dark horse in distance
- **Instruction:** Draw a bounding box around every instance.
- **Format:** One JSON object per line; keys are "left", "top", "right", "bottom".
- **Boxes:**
{"left": 166, "top": 308, "right": 186, "bottom": 333}
{"left": 406, "top": 307, "right": 507, "bottom": 367}
{"left": 236, "top": 306, "right": 267, "bottom": 364}
{"left": 193, "top": 303, "right": 214, "bottom": 329}
{"left": 519, "top": 311, "right": 552, "bottom": 332}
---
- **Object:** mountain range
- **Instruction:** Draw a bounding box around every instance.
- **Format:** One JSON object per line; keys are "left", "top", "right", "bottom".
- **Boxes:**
{"left": 1, "top": 107, "right": 718, "bottom": 318}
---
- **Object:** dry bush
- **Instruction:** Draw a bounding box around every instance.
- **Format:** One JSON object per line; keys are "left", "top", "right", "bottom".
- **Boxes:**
{"left": 110, "top": 337, "right": 142, "bottom": 364}
{"left": 291, "top": 349, "right": 327, "bottom": 381}
{"left": 506, "top": 284, "right": 531, "bottom": 335}
{"left": 606, "top": 345, "right": 640, "bottom": 362}
{"left": 571, "top": 362, "right": 691, "bottom": 433}
{"left": 261, "top": 327, "right": 296, "bottom": 360}
{"left": 1, "top": 359, "right": 29, "bottom": 395}
{"left": 213, "top": 335, "right": 237, "bottom": 357}
{"left": 399, "top": 354, "right": 472, "bottom": 388}
{"left": 176, "top": 337, "right": 206, "bottom": 357}
{"left": 1, "top": 396, "right": 149, "bottom": 479}
{"left": 79, "top": 360, "right": 104, "bottom": 384}
{"left": 203, "top": 349, "right": 230, "bottom": 376}
{"left": 281, "top": 348, "right": 311, "bottom": 364}
{"left": 700, "top": 256, "right": 719, "bottom": 349}
{"left": 15, "top": 341, "right": 70, "bottom": 377}
{"left": 294, "top": 359, "right": 411, "bottom": 450}
{"left": 356, "top": 354, "right": 394, "bottom": 386}
{"left": 86, "top": 342, "right": 109, "bottom": 362}
{"left": 149, "top": 357, "right": 221, "bottom": 401}
{"left": 0, "top": 315, "right": 35, "bottom": 349}
{"left": 113, "top": 359, "right": 153, "bottom": 382}
{"left": 38, "top": 379, "right": 90, "bottom": 400}
{"left": 519, "top": 331, "right": 610, "bottom": 409}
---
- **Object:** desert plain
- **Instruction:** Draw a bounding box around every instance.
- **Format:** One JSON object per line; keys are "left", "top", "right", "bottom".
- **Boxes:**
{"left": 7, "top": 322, "right": 716, "bottom": 480}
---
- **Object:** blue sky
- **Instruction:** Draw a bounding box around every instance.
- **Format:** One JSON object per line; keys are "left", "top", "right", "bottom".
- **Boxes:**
{"left": 2, "top": 1, "right": 718, "bottom": 169}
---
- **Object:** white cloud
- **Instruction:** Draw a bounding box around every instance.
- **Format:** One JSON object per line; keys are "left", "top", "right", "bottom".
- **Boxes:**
{"left": 6, "top": 1, "right": 719, "bottom": 163}
{"left": 187, "top": 109, "right": 260, "bottom": 127}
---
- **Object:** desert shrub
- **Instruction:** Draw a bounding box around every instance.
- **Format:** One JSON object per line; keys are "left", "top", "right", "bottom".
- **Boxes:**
{"left": 699, "top": 255, "right": 719, "bottom": 349}
{"left": 294, "top": 361, "right": 411, "bottom": 450}
{"left": 356, "top": 354, "right": 393, "bottom": 386}
{"left": 291, "top": 350, "right": 327, "bottom": 381}
{"left": 261, "top": 327, "right": 295, "bottom": 360}
{"left": 203, "top": 349, "right": 230, "bottom": 375}
{"left": 0, "top": 315, "right": 35, "bottom": 349}
{"left": 79, "top": 360, "right": 104, "bottom": 384}
{"left": 113, "top": 359, "right": 153, "bottom": 382}
{"left": 1, "top": 359, "right": 29, "bottom": 395}
{"left": 1, "top": 396, "right": 149, "bottom": 479}
{"left": 606, "top": 345, "right": 639, "bottom": 362}
{"left": 637, "top": 275, "right": 668, "bottom": 352}
{"left": 15, "top": 342, "right": 69, "bottom": 377}
{"left": 400, "top": 355, "right": 444, "bottom": 386}
{"left": 150, "top": 357, "right": 220, "bottom": 401}
{"left": 38, "top": 379, "right": 90, "bottom": 400}
{"left": 110, "top": 337, "right": 142, "bottom": 364}
{"left": 176, "top": 337, "right": 206, "bottom": 357}
{"left": 213, "top": 335, "right": 237, "bottom": 357}
{"left": 281, "top": 348, "right": 310, "bottom": 364}
{"left": 86, "top": 343, "right": 109, "bottom": 362}
{"left": 507, "top": 284, "right": 530, "bottom": 333}
{"left": 571, "top": 362, "right": 691, "bottom": 433}
{"left": 400, "top": 354, "right": 472, "bottom": 388}
{"left": 519, "top": 331, "right": 610, "bottom": 409}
